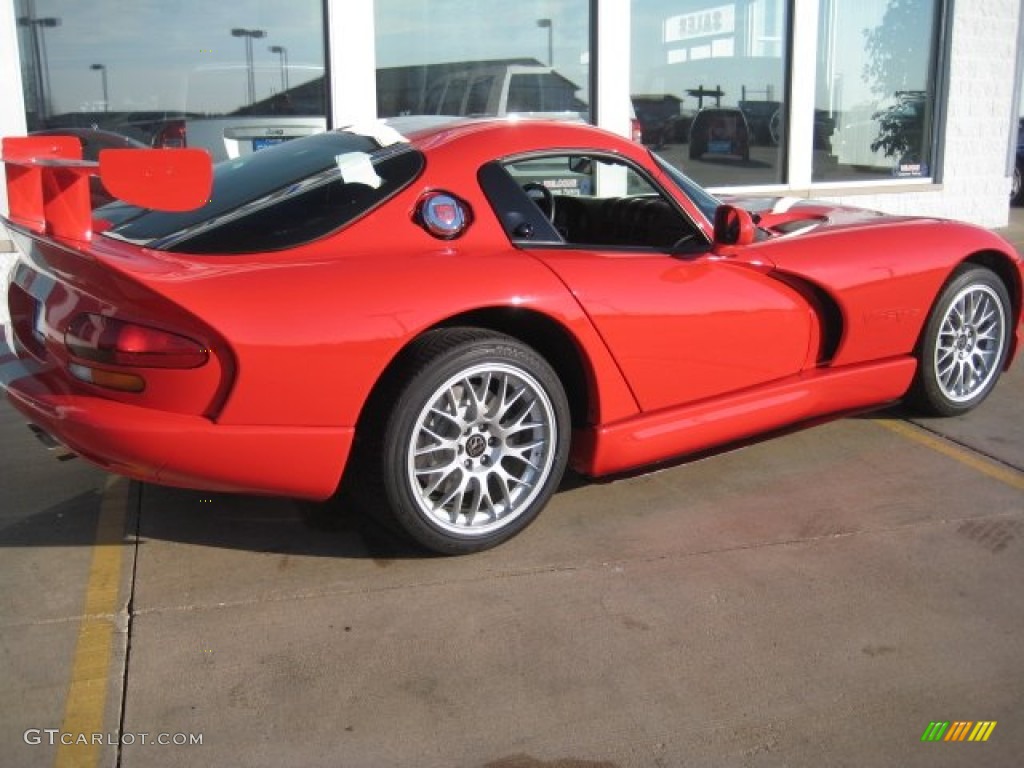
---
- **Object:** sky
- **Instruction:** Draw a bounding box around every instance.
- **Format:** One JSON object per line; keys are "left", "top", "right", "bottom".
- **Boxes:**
{"left": 20, "top": 0, "right": 325, "bottom": 114}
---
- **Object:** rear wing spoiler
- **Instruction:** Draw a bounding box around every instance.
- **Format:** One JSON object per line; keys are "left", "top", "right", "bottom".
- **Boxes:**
{"left": 1, "top": 136, "right": 212, "bottom": 244}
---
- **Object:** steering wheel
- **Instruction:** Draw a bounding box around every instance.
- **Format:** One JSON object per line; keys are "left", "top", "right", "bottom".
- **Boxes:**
{"left": 522, "top": 182, "right": 556, "bottom": 222}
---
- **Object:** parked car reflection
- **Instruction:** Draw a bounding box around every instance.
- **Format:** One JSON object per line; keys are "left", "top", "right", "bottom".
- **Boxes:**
{"left": 632, "top": 94, "right": 686, "bottom": 149}
{"left": 688, "top": 108, "right": 750, "bottom": 162}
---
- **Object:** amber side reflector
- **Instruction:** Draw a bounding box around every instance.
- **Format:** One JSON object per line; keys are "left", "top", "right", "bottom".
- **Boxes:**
{"left": 68, "top": 363, "right": 146, "bottom": 393}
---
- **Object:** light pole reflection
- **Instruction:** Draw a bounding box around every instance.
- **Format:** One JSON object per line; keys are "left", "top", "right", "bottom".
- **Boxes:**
{"left": 231, "top": 27, "right": 266, "bottom": 107}
{"left": 269, "top": 45, "right": 289, "bottom": 93}
{"left": 91, "top": 63, "right": 108, "bottom": 111}
{"left": 17, "top": 13, "right": 61, "bottom": 123}
{"left": 536, "top": 18, "right": 553, "bottom": 67}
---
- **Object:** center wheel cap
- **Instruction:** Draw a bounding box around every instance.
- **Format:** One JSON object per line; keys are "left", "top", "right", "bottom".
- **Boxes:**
{"left": 465, "top": 433, "right": 487, "bottom": 459}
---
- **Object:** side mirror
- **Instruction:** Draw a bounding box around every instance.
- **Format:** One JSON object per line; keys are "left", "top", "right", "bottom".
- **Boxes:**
{"left": 568, "top": 156, "right": 593, "bottom": 175}
{"left": 712, "top": 204, "right": 757, "bottom": 247}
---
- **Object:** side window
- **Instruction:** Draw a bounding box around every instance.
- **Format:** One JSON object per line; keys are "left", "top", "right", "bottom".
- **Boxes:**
{"left": 493, "top": 154, "right": 704, "bottom": 251}
{"left": 422, "top": 81, "right": 445, "bottom": 114}
{"left": 440, "top": 78, "right": 467, "bottom": 115}
{"left": 465, "top": 76, "right": 495, "bottom": 115}
{"left": 506, "top": 74, "right": 539, "bottom": 113}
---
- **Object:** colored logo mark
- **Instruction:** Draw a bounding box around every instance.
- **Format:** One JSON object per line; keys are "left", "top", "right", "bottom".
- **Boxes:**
{"left": 921, "top": 721, "right": 997, "bottom": 742}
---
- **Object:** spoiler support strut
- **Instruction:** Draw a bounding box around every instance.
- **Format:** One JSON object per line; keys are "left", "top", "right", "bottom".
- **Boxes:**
{"left": 1, "top": 136, "right": 212, "bottom": 244}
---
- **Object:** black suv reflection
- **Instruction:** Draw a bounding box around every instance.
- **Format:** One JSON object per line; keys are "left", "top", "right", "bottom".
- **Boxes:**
{"left": 688, "top": 108, "right": 750, "bottom": 162}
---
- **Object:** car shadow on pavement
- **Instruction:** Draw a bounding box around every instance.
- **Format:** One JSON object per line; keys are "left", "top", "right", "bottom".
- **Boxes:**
{"left": 0, "top": 465, "right": 593, "bottom": 561}
{"left": 0, "top": 488, "right": 111, "bottom": 548}
{"left": 128, "top": 467, "right": 589, "bottom": 561}
{"left": 135, "top": 484, "right": 427, "bottom": 561}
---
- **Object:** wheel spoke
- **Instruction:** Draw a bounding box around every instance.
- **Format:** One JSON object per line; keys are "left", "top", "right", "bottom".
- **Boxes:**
{"left": 427, "top": 405, "right": 462, "bottom": 430}
{"left": 416, "top": 464, "right": 458, "bottom": 498}
{"left": 489, "top": 470, "right": 513, "bottom": 508}
{"left": 936, "top": 349, "right": 955, "bottom": 373}
{"left": 494, "top": 459, "right": 535, "bottom": 488}
{"left": 505, "top": 453, "right": 543, "bottom": 476}
{"left": 461, "top": 477, "right": 483, "bottom": 523}
{"left": 507, "top": 418, "right": 546, "bottom": 437}
{"left": 463, "top": 373, "right": 490, "bottom": 421}
{"left": 499, "top": 380, "right": 527, "bottom": 415}
{"left": 437, "top": 473, "right": 469, "bottom": 518}
{"left": 415, "top": 423, "right": 455, "bottom": 454}
{"left": 440, "top": 387, "right": 461, "bottom": 418}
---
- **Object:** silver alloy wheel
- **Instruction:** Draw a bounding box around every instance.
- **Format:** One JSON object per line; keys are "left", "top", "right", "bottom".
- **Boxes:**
{"left": 405, "top": 361, "right": 558, "bottom": 536}
{"left": 933, "top": 283, "right": 1007, "bottom": 403}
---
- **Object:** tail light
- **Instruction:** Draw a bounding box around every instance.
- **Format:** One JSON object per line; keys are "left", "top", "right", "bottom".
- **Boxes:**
{"left": 152, "top": 119, "right": 187, "bottom": 149}
{"left": 631, "top": 117, "right": 643, "bottom": 144}
{"left": 65, "top": 313, "right": 209, "bottom": 369}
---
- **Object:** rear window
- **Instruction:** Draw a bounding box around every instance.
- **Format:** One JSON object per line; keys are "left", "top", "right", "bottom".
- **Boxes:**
{"left": 103, "top": 131, "right": 425, "bottom": 254}
{"left": 506, "top": 73, "right": 577, "bottom": 113}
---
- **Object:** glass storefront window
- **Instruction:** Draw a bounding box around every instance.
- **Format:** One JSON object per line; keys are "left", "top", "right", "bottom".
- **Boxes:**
{"left": 631, "top": 0, "right": 789, "bottom": 188}
{"left": 15, "top": 0, "right": 326, "bottom": 161}
{"left": 814, "top": 0, "right": 940, "bottom": 181}
{"left": 374, "top": 1, "right": 591, "bottom": 121}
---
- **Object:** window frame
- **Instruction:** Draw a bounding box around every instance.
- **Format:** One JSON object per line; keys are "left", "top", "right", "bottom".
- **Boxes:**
{"left": 479, "top": 150, "right": 710, "bottom": 254}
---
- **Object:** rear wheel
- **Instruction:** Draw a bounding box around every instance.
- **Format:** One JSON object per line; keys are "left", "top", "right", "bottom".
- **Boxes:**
{"left": 908, "top": 265, "right": 1011, "bottom": 416}
{"left": 374, "top": 329, "right": 570, "bottom": 555}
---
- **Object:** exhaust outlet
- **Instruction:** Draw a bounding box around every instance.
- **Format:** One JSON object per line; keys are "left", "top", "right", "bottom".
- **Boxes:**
{"left": 27, "top": 424, "right": 77, "bottom": 461}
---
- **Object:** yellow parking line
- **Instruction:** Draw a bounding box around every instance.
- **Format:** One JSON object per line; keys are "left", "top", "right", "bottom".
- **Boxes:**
{"left": 874, "top": 419, "right": 1024, "bottom": 491}
{"left": 54, "top": 477, "right": 132, "bottom": 768}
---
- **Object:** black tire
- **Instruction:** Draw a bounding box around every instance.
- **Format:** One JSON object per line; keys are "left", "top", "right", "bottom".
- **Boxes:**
{"left": 371, "top": 329, "right": 570, "bottom": 555}
{"left": 1011, "top": 163, "right": 1023, "bottom": 206}
{"left": 907, "top": 265, "right": 1011, "bottom": 416}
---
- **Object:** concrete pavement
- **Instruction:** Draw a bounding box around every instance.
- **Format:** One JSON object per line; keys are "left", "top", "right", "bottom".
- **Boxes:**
{"left": 1, "top": 211, "right": 1023, "bottom": 767}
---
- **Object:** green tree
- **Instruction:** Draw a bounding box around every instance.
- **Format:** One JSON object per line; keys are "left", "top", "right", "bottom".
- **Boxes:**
{"left": 862, "top": 0, "right": 935, "bottom": 162}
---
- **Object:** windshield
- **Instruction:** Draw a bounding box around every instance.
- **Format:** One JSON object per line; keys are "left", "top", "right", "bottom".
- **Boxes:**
{"left": 103, "top": 130, "right": 424, "bottom": 253}
{"left": 653, "top": 153, "right": 720, "bottom": 223}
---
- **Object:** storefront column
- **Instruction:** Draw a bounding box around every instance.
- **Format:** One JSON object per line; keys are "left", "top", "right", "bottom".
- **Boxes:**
{"left": 787, "top": 0, "right": 818, "bottom": 187}
{"left": 0, "top": 1, "right": 29, "bottom": 222}
{"left": 595, "top": 0, "right": 631, "bottom": 139}
{"left": 326, "top": 0, "right": 377, "bottom": 127}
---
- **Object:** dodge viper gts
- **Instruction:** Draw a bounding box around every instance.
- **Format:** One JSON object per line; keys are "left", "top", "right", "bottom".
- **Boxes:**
{"left": 2, "top": 118, "right": 1021, "bottom": 554}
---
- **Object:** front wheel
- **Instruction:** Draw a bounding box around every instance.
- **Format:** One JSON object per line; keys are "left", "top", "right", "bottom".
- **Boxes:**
{"left": 376, "top": 330, "right": 570, "bottom": 554}
{"left": 908, "top": 265, "right": 1011, "bottom": 416}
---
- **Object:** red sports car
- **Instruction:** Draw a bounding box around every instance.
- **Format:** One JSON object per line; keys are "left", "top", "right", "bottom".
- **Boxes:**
{"left": 2, "top": 118, "right": 1021, "bottom": 554}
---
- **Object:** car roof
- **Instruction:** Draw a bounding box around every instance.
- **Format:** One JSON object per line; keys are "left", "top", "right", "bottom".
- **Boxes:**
{"left": 374, "top": 115, "right": 642, "bottom": 159}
